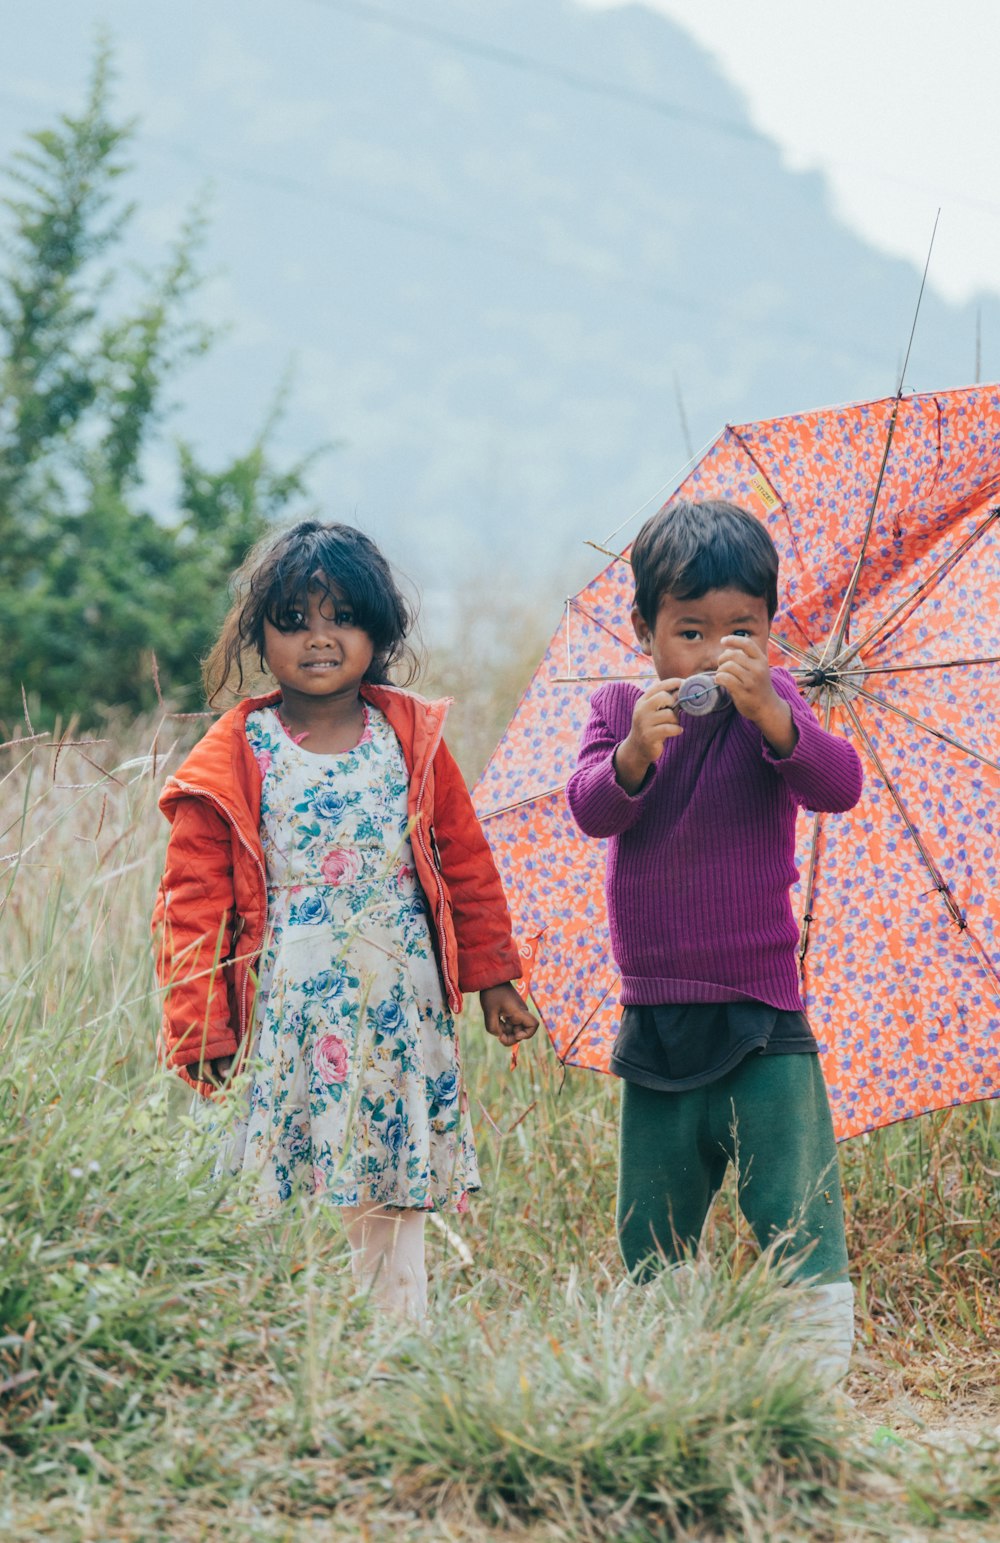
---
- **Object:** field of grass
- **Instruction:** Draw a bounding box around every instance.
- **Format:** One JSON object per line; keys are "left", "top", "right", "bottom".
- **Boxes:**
{"left": 1, "top": 712, "right": 998, "bottom": 1541}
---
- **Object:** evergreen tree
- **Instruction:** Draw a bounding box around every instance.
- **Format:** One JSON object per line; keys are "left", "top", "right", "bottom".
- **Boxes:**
{"left": 0, "top": 47, "right": 316, "bottom": 725}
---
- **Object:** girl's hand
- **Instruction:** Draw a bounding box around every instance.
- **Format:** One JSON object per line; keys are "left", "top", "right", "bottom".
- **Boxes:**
{"left": 480, "top": 984, "right": 538, "bottom": 1047}
{"left": 204, "top": 1055, "right": 235, "bottom": 1086}
{"left": 716, "top": 636, "right": 797, "bottom": 757}
{"left": 614, "top": 678, "right": 684, "bottom": 793}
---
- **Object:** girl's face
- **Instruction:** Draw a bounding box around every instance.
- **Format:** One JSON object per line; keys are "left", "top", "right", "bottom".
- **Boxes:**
{"left": 262, "top": 581, "right": 376, "bottom": 699}
{"left": 631, "top": 586, "right": 770, "bottom": 681}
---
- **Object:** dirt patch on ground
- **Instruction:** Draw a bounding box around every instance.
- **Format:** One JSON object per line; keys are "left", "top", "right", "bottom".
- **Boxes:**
{"left": 849, "top": 1339, "right": 999, "bottom": 1440}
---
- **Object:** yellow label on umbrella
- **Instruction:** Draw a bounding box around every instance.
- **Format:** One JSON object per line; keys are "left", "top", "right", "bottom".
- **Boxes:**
{"left": 748, "top": 471, "right": 780, "bottom": 511}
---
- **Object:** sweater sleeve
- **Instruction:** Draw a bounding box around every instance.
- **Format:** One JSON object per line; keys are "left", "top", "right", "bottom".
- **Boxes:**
{"left": 761, "top": 670, "right": 864, "bottom": 813}
{"left": 430, "top": 738, "right": 523, "bottom": 991}
{"left": 566, "top": 683, "right": 654, "bottom": 838}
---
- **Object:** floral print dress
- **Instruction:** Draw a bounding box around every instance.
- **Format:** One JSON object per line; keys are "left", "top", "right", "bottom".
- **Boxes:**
{"left": 220, "top": 704, "right": 480, "bottom": 1212}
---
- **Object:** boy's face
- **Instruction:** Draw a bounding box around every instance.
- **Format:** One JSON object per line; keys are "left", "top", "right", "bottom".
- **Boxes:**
{"left": 631, "top": 587, "right": 771, "bottom": 681}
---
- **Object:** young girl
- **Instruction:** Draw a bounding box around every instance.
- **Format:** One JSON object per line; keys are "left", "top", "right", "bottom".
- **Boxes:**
{"left": 153, "top": 521, "right": 537, "bottom": 1317}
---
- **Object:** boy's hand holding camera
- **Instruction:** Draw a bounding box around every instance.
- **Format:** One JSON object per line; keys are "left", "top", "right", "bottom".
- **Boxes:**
{"left": 614, "top": 677, "right": 684, "bottom": 794}
{"left": 715, "top": 635, "right": 797, "bottom": 758}
{"left": 615, "top": 637, "right": 798, "bottom": 795}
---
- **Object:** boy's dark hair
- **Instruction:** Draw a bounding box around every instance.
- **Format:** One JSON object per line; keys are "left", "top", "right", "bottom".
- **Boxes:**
{"left": 203, "top": 520, "right": 418, "bottom": 704}
{"left": 630, "top": 499, "right": 779, "bottom": 624}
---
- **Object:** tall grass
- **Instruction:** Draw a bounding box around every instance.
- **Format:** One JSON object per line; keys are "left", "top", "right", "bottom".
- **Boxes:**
{"left": 1, "top": 717, "right": 997, "bottom": 1540}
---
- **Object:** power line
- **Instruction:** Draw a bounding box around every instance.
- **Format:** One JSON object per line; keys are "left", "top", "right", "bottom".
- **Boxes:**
{"left": 301, "top": 0, "right": 1000, "bottom": 228}
{"left": 142, "top": 129, "right": 718, "bottom": 310}
{"left": 0, "top": 83, "right": 713, "bottom": 314}
{"left": 128, "top": 132, "right": 898, "bottom": 367}
{"left": 301, "top": 0, "right": 763, "bottom": 145}
{"left": 3, "top": 11, "right": 998, "bottom": 226}
{"left": 0, "top": 83, "right": 891, "bottom": 369}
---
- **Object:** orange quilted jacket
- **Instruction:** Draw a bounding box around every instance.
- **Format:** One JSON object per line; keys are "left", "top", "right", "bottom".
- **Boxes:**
{"left": 152, "top": 685, "right": 521, "bottom": 1095}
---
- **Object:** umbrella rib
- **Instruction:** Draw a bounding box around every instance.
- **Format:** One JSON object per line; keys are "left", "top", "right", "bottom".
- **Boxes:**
{"left": 552, "top": 674, "right": 649, "bottom": 684}
{"left": 554, "top": 632, "right": 819, "bottom": 681}
{"left": 585, "top": 539, "right": 630, "bottom": 564}
{"left": 854, "top": 685, "right": 1000, "bottom": 774}
{"left": 826, "top": 218, "right": 939, "bottom": 663}
{"left": 796, "top": 693, "right": 832, "bottom": 975}
{"left": 780, "top": 607, "right": 823, "bottom": 653}
{"left": 842, "top": 697, "right": 955, "bottom": 912}
{"left": 823, "top": 397, "right": 903, "bottom": 663}
{"left": 553, "top": 595, "right": 646, "bottom": 681}
{"left": 601, "top": 428, "right": 722, "bottom": 546}
{"left": 797, "top": 811, "right": 824, "bottom": 975}
{"left": 841, "top": 505, "right": 1000, "bottom": 664}
{"left": 557, "top": 975, "right": 621, "bottom": 1065}
{"left": 570, "top": 599, "right": 646, "bottom": 657}
{"left": 859, "top": 654, "right": 1000, "bottom": 676}
{"left": 770, "top": 632, "right": 813, "bottom": 664}
{"left": 725, "top": 426, "right": 809, "bottom": 582}
{"left": 839, "top": 696, "right": 1000, "bottom": 1006}
{"left": 477, "top": 782, "right": 569, "bottom": 822}
{"left": 840, "top": 702, "right": 1000, "bottom": 999}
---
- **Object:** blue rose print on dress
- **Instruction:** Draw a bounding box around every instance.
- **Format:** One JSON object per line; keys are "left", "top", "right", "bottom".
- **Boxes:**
{"left": 426, "top": 1068, "right": 458, "bottom": 1126}
{"left": 289, "top": 892, "right": 330, "bottom": 927}
{"left": 310, "top": 969, "right": 346, "bottom": 1000}
{"left": 285, "top": 1123, "right": 311, "bottom": 1163}
{"left": 310, "top": 788, "right": 350, "bottom": 820}
{"left": 373, "top": 999, "right": 407, "bottom": 1037}
{"left": 382, "top": 1104, "right": 405, "bottom": 1154}
{"left": 428, "top": 1069, "right": 458, "bottom": 1105}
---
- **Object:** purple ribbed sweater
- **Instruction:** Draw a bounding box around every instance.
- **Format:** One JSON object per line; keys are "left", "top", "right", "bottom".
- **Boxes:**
{"left": 566, "top": 670, "right": 863, "bottom": 1011}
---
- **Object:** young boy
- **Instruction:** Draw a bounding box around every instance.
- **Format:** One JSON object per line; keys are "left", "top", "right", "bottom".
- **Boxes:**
{"left": 566, "top": 499, "right": 864, "bottom": 1385}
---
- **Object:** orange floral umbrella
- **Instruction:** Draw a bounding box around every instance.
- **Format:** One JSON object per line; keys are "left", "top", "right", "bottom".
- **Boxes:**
{"left": 474, "top": 384, "right": 1000, "bottom": 1139}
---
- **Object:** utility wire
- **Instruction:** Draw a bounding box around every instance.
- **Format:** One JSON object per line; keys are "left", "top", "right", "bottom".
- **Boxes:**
{"left": 135, "top": 131, "right": 895, "bottom": 367}
{"left": 0, "top": 83, "right": 889, "bottom": 367}
{"left": 141, "top": 131, "right": 718, "bottom": 315}
{"left": 301, "top": 0, "right": 1000, "bottom": 225}
{"left": 301, "top": 0, "right": 763, "bottom": 145}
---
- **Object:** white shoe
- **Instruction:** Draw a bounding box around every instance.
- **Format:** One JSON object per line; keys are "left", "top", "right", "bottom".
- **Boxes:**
{"left": 792, "top": 1281, "right": 854, "bottom": 1387}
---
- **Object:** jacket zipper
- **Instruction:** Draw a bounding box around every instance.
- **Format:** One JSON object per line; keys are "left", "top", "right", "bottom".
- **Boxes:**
{"left": 168, "top": 778, "right": 266, "bottom": 1047}
{"left": 409, "top": 708, "right": 460, "bottom": 1007}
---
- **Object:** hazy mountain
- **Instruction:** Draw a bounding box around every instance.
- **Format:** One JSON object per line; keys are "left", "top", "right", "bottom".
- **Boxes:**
{"left": 4, "top": 0, "right": 993, "bottom": 623}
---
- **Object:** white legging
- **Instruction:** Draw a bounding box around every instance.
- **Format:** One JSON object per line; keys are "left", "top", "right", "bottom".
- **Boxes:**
{"left": 342, "top": 1205, "right": 427, "bottom": 1320}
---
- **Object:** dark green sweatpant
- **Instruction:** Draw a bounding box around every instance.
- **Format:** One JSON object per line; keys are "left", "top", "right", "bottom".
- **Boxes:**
{"left": 617, "top": 1052, "right": 849, "bottom": 1285}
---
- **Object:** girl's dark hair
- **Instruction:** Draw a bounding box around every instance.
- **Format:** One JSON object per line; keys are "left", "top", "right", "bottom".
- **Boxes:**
{"left": 630, "top": 499, "right": 779, "bottom": 624}
{"left": 203, "top": 521, "right": 419, "bottom": 704}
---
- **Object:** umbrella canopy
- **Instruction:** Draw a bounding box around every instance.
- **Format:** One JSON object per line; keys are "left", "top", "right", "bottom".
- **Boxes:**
{"left": 474, "top": 384, "right": 1000, "bottom": 1140}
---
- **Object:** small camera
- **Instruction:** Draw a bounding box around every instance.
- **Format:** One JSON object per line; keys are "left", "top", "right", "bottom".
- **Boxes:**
{"left": 676, "top": 673, "right": 732, "bottom": 717}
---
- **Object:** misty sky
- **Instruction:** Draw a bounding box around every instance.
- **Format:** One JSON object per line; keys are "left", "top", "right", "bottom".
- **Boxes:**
{"left": 590, "top": 0, "right": 1000, "bottom": 304}
{"left": 2, "top": 0, "right": 997, "bottom": 624}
